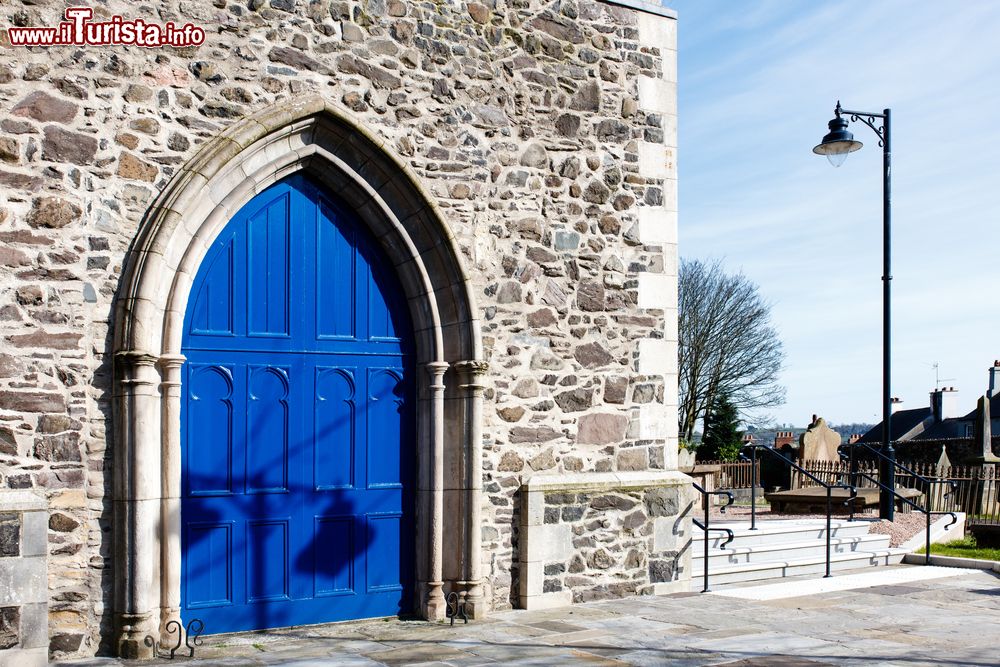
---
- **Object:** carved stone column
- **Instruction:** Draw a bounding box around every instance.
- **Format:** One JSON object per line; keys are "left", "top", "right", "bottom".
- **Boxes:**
{"left": 423, "top": 361, "right": 449, "bottom": 620}
{"left": 113, "top": 351, "right": 163, "bottom": 659}
{"left": 455, "top": 360, "right": 488, "bottom": 619}
{"left": 157, "top": 354, "right": 185, "bottom": 641}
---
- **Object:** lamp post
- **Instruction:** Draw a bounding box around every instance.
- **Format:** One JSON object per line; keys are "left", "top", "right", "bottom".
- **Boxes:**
{"left": 813, "top": 101, "right": 895, "bottom": 521}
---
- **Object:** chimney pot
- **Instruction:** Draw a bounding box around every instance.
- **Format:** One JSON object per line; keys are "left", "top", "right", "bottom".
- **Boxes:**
{"left": 931, "top": 386, "right": 960, "bottom": 421}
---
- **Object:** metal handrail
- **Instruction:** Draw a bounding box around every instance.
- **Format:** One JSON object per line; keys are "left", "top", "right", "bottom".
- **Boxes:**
{"left": 740, "top": 444, "right": 857, "bottom": 578}
{"left": 839, "top": 442, "right": 958, "bottom": 493}
{"left": 837, "top": 450, "right": 958, "bottom": 564}
{"left": 692, "top": 482, "right": 735, "bottom": 593}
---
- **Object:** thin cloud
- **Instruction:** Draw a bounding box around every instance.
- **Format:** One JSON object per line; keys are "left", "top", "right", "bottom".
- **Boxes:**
{"left": 674, "top": 0, "right": 1000, "bottom": 424}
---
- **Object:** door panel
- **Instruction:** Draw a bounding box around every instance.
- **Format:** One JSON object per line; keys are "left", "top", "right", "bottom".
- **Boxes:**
{"left": 186, "top": 365, "right": 234, "bottom": 497}
{"left": 185, "top": 522, "right": 233, "bottom": 608}
{"left": 189, "top": 241, "right": 235, "bottom": 336}
{"left": 246, "top": 519, "right": 290, "bottom": 602}
{"left": 181, "top": 174, "right": 414, "bottom": 634}
{"left": 314, "top": 516, "right": 355, "bottom": 596}
{"left": 246, "top": 366, "right": 289, "bottom": 494}
{"left": 366, "top": 369, "right": 405, "bottom": 489}
{"left": 314, "top": 367, "right": 356, "bottom": 491}
{"left": 366, "top": 513, "right": 405, "bottom": 592}
{"left": 247, "top": 193, "right": 290, "bottom": 338}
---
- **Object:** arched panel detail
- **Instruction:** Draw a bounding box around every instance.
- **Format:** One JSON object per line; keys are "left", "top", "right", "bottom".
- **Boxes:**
{"left": 315, "top": 367, "right": 356, "bottom": 492}
{"left": 247, "top": 365, "right": 290, "bottom": 494}
{"left": 186, "top": 365, "right": 234, "bottom": 497}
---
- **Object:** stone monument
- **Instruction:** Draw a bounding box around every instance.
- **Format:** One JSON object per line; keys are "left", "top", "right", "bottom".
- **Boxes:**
{"left": 799, "top": 415, "right": 842, "bottom": 462}
{"left": 971, "top": 395, "right": 1000, "bottom": 464}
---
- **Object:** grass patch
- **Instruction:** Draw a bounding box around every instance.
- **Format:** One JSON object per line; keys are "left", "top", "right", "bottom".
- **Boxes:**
{"left": 920, "top": 536, "right": 1000, "bottom": 561}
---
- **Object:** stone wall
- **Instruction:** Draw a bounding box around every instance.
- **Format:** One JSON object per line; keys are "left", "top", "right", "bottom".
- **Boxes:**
{"left": 518, "top": 472, "right": 692, "bottom": 609}
{"left": 0, "top": 0, "right": 678, "bottom": 657}
{"left": 0, "top": 491, "right": 48, "bottom": 667}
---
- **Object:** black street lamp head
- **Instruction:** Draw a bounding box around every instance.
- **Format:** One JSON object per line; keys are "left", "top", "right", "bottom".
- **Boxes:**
{"left": 813, "top": 102, "right": 863, "bottom": 167}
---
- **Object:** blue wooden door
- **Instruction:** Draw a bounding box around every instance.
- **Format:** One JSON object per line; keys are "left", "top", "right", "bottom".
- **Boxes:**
{"left": 180, "top": 174, "right": 414, "bottom": 634}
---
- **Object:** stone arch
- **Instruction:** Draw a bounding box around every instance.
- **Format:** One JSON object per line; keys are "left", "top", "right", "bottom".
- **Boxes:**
{"left": 110, "top": 95, "right": 486, "bottom": 658}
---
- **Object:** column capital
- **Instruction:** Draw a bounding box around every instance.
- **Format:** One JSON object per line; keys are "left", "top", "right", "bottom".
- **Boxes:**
{"left": 156, "top": 354, "right": 186, "bottom": 371}
{"left": 454, "top": 359, "right": 489, "bottom": 387}
{"left": 157, "top": 354, "right": 187, "bottom": 387}
{"left": 115, "top": 350, "right": 161, "bottom": 389}
{"left": 424, "top": 361, "right": 449, "bottom": 389}
{"left": 115, "top": 350, "right": 160, "bottom": 369}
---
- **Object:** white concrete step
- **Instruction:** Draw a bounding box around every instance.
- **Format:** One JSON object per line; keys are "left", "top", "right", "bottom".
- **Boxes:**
{"left": 689, "top": 547, "right": 908, "bottom": 589}
{"left": 692, "top": 533, "right": 892, "bottom": 571}
{"left": 709, "top": 565, "right": 972, "bottom": 600}
{"left": 694, "top": 519, "right": 873, "bottom": 549}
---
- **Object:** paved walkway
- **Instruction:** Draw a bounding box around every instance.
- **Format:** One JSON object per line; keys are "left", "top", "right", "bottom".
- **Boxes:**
{"left": 62, "top": 566, "right": 1000, "bottom": 666}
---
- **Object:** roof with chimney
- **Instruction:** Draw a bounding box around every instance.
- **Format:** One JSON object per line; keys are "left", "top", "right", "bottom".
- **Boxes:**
{"left": 859, "top": 362, "right": 1000, "bottom": 445}
{"left": 857, "top": 406, "right": 932, "bottom": 444}
{"left": 915, "top": 392, "right": 1000, "bottom": 440}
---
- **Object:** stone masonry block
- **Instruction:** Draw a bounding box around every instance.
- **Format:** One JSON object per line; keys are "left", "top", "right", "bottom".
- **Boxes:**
{"left": 19, "top": 511, "right": 46, "bottom": 558}
{"left": 520, "top": 590, "right": 572, "bottom": 611}
{"left": 0, "top": 647, "right": 46, "bottom": 667}
{"left": 518, "top": 557, "right": 544, "bottom": 597}
{"left": 18, "top": 602, "right": 47, "bottom": 650}
{"left": 662, "top": 308, "right": 679, "bottom": 343}
{"left": 0, "top": 606, "right": 17, "bottom": 649}
{"left": 637, "top": 12, "right": 677, "bottom": 54}
{"left": 654, "top": 508, "right": 693, "bottom": 570}
{"left": 661, "top": 243, "right": 678, "bottom": 277}
{"left": 661, "top": 112, "right": 678, "bottom": 146}
{"left": 638, "top": 141, "right": 669, "bottom": 179}
{"left": 523, "top": 523, "right": 573, "bottom": 564}
{"left": 0, "top": 514, "right": 16, "bottom": 558}
{"left": 0, "top": 557, "right": 47, "bottom": 606}
{"left": 521, "top": 490, "right": 547, "bottom": 528}
{"left": 661, "top": 403, "right": 679, "bottom": 427}
{"left": 663, "top": 374, "right": 679, "bottom": 407}
{"left": 663, "top": 440, "right": 680, "bottom": 471}
{"left": 638, "top": 339, "right": 676, "bottom": 377}
{"left": 637, "top": 76, "right": 676, "bottom": 116}
{"left": 661, "top": 176, "right": 678, "bottom": 210}
{"left": 637, "top": 404, "right": 668, "bottom": 440}
{"left": 637, "top": 273, "right": 677, "bottom": 310}
{"left": 638, "top": 207, "right": 677, "bottom": 246}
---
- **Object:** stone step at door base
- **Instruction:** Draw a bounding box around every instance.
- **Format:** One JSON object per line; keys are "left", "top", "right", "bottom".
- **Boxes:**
{"left": 690, "top": 519, "right": 907, "bottom": 590}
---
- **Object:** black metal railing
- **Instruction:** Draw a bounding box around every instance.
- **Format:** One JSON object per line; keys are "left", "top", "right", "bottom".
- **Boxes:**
{"left": 740, "top": 444, "right": 858, "bottom": 577}
{"left": 144, "top": 618, "right": 205, "bottom": 659}
{"left": 692, "top": 482, "right": 735, "bottom": 593}
{"left": 839, "top": 443, "right": 958, "bottom": 564}
{"left": 939, "top": 465, "right": 1000, "bottom": 527}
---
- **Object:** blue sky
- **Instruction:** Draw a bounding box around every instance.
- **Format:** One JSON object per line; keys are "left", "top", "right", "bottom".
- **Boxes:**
{"left": 669, "top": 1, "right": 1000, "bottom": 427}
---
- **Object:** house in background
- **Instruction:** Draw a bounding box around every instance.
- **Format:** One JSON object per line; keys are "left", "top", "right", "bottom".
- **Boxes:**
{"left": 857, "top": 361, "right": 1000, "bottom": 464}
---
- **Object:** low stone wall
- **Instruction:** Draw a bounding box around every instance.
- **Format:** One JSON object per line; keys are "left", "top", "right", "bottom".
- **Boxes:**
{"left": 519, "top": 471, "right": 693, "bottom": 609}
{"left": 0, "top": 491, "right": 47, "bottom": 667}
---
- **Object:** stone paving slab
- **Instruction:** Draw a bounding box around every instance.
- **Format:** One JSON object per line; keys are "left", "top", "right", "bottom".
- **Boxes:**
{"left": 57, "top": 568, "right": 1000, "bottom": 666}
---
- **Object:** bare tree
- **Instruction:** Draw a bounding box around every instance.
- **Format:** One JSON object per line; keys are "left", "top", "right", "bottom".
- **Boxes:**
{"left": 678, "top": 258, "right": 785, "bottom": 442}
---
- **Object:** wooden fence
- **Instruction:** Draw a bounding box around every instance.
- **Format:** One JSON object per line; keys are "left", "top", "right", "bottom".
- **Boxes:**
{"left": 699, "top": 460, "right": 760, "bottom": 491}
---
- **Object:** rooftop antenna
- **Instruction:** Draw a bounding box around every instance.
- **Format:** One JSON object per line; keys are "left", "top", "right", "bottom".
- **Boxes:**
{"left": 930, "top": 362, "right": 955, "bottom": 391}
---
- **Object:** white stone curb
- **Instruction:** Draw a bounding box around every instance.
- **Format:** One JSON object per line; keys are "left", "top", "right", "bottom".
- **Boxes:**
{"left": 899, "top": 511, "right": 966, "bottom": 554}
{"left": 903, "top": 553, "right": 1000, "bottom": 573}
